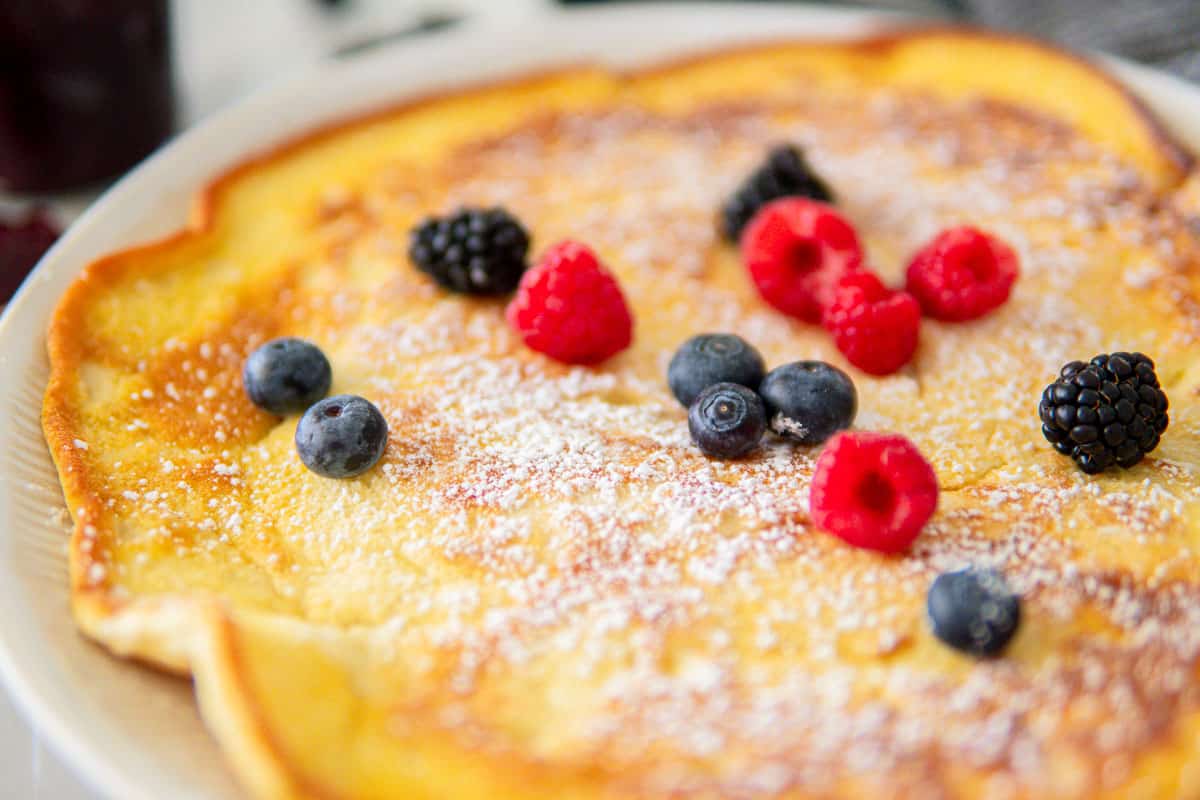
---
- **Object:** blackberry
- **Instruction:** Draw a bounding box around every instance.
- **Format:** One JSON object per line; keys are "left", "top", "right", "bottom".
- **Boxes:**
{"left": 409, "top": 207, "right": 530, "bottom": 294}
{"left": 1039, "top": 352, "right": 1169, "bottom": 474}
{"left": 720, "top": 144, "right": 834, "bottom": 241}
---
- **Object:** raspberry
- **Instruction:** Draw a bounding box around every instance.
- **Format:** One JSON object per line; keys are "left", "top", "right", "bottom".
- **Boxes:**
{"left": 809, "top": 431, "right": 938, "bottom": 553}
{"left": 822, "top": 272, "right": 921, "bottom": 376}
{"left": 505, "top": 240, "right": 633, "bottom": 365}
{"left": 0, "top": 208, "right": 59, "bottom": 303}
{"left": 905, "top": 227, "right": 1019, "bottom": 321}
{"left": 740, "top": 197, "right": 863, "bottom": 323}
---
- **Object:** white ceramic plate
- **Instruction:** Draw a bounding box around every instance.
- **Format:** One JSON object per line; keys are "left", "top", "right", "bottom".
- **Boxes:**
{"left": 2, "top": 4, "right": 1198, "bottom": 798}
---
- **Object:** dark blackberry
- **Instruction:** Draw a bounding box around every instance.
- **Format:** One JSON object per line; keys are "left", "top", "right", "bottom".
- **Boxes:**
{"left": 1039, "top": 352, "right": 1169, "bottom": 474}
{"left": 720, "top": 144, "right": 834, "bottom": 241}
{"left": 408, "top": 207, "right": 530, "bottom": 295}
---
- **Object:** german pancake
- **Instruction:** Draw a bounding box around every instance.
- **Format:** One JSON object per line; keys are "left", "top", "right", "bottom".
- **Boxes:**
{"left": 41, "top": 28, "right": 1200, "bottom": 799}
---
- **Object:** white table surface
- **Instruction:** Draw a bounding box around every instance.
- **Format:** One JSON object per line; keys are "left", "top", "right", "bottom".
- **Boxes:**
{"left": 1, "top": 1, "right": 546, "bottom": 796}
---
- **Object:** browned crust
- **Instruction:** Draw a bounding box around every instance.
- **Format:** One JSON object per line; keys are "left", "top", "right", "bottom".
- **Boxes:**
{"left": 38, "top": 25, "right": 1200, "bottom": 800}
{"left": 636, "top": 24, "right": 1195, "bottom": 177}
{"left": 200, "top": 612, "right": 333, "bottom": 800}
{"left": 41, "top": 66, "right": 603, "bottom": 615}
{"left": 204, "top": 611, "right": 619, "bottom": 800}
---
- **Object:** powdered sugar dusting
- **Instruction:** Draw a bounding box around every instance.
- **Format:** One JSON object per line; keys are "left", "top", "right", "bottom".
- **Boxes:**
{"left": 73, "top": 81, "right": 1200, "bottom": 797}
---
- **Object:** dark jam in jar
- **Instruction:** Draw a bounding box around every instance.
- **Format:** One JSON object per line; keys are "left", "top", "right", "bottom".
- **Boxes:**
{"left": 0, "top": 1, "right": 175, "bottom": 192}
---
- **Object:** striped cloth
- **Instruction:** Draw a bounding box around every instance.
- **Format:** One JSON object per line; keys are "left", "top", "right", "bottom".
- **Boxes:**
{"left": 960, "top": 0, "right": 1200, "bottom": 81}
{"left": 785, "top": 0, "right": 1200, "bottom": 80}
{"left": 560, "top": 0, "right": 1199, "bottom": 81}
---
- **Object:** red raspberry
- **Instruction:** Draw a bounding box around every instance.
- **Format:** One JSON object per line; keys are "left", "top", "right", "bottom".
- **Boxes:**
{"left": 740, "top": 197, "right": 864, "bottom": 323}
{"left": 809, "top": 431, "right": 938, "bottom": 553}
{"left": 822, "top": 272, "right": 921, "bottom": 376}
{"left": 905, "top": 226, "right": 1019, "bottom": 321}
{"left": 0, "top": 208, "right": 59, "bottom": 303}
{"left": 505, "top": 240, "right": 633, "bottom": 365}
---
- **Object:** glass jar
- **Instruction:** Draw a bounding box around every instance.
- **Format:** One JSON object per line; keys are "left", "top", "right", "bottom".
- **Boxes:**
{"left": 0, "top": 0, "right": 175, "bottom": 192}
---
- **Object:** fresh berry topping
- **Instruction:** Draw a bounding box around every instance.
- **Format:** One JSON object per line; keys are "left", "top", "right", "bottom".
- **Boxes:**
{"left": 822, "top": 272, "right": 921, "bottom": 376}
{"left": 905, "top": 227, "right": 1019, "bottom": 321}
{"left": 667, "top": 333, "right": 766, "bottom": 407}
{"left": 409, "top": 206, "right": 530, "bottom": 294}
{"left": 741, "top": 197, "right": 864, "bottom": 323}
{"left": 505, "top": 240, "right": 633, "bottom": 365}
{"left": 687, "top": 382, "right": 767, "bottom": 459}
{"left": 243, "top": 338, "right": 333, "bottom": 415}
{"left": 721, "top": 144, "right": 834, "bottom": 241}
{"left": 759, "top": 361, "right": 857, "bottom": 444}
{"left": 1039, "top": 352, "right": 1168, "bottom": 473}
{"left": 927, "top": 568, "right": 1021, "bottom": 657}
{"left": 808, "top": 431, "right": 938, "bottom": 553}
{"left": 295, "top": 394, "right": 388, "bottom": 478}
{"left": 0, "top": 208, "right": 60, "bottom": 303}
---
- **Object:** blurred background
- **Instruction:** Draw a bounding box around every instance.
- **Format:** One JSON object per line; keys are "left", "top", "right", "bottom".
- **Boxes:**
{"left": 0, "top": 0, "right": 1197, "bottom": 796}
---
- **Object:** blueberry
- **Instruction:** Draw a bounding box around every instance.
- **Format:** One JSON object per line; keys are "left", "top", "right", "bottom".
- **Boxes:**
{"left": 295, "top": 395, "right": 388, "bottom": 478}
{"left": 667, "top": 333, "right": 766, "bottom": 407}
{"left": 243, "top": 338, "right": 332, "bottom": 415}
{"left": 758, "top": 361, "right": 856, "bottom": 444}
{"left": 687, "top": 382, "right": 766, "bottom": 459}
{"left": 927, "top": 568, "right": 1021, "bottom": 657}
